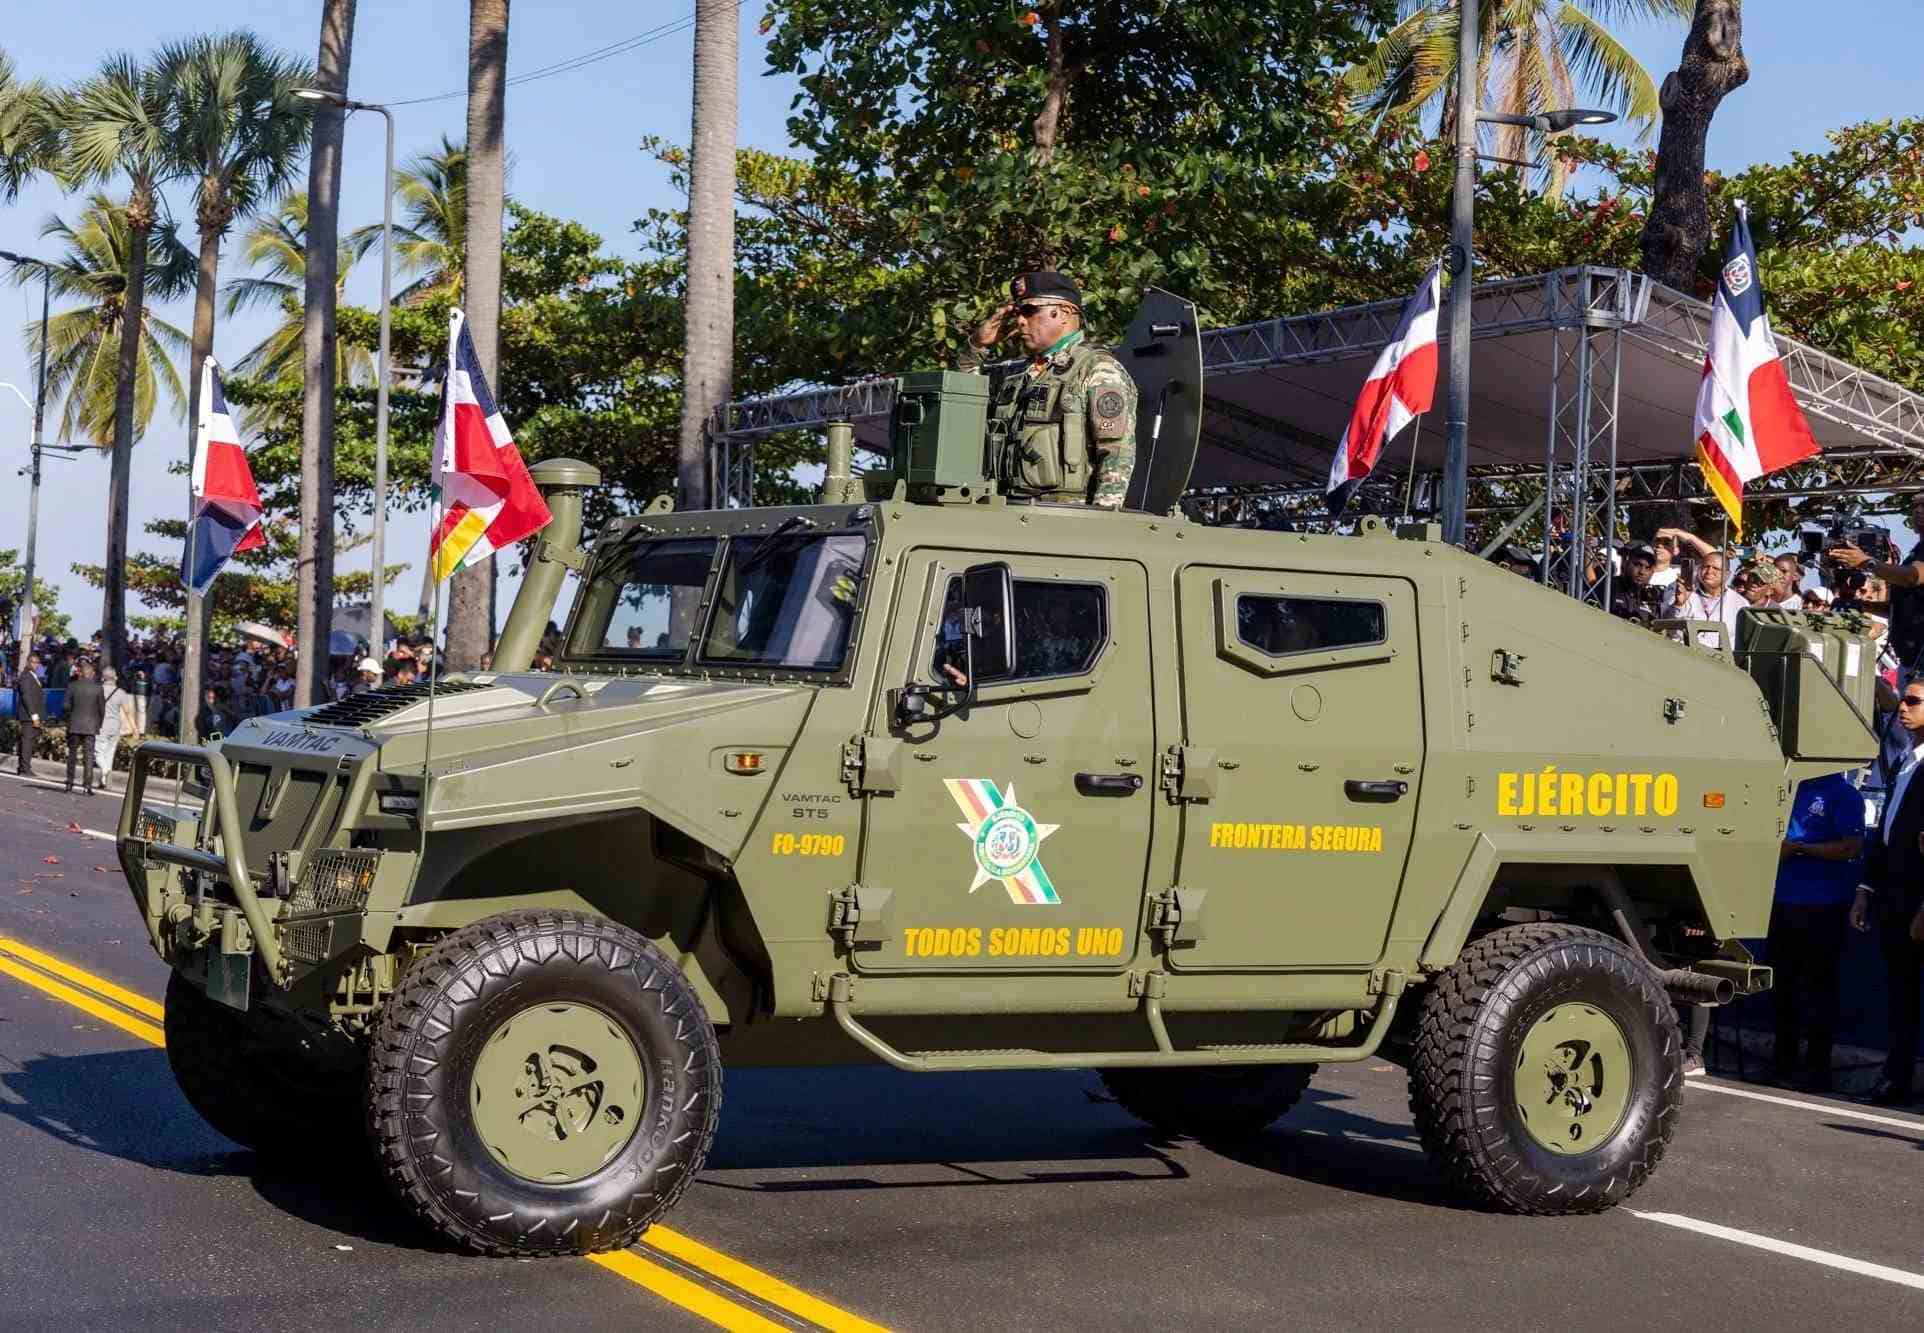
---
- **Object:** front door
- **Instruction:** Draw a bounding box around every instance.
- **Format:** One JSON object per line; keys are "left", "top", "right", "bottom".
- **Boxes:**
{"left": 1170, "top": 566, "right": 1425, "bottom": 970}
{"left": 855, "top": 551, "right": 1155, "bottom": 973}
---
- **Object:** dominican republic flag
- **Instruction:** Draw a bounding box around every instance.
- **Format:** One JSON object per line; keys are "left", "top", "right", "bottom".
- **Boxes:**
{"left": 1694, "top": 204, "right": 1818, "bottom": 535}
{"left": 1327, "top": 264, "right": 1440, "bottom": 516}
{"left": 428, "top": 309, "right": 550, "bottom": 582}
{"left": 181, "top": 358, "right": 264, "bottom": 596}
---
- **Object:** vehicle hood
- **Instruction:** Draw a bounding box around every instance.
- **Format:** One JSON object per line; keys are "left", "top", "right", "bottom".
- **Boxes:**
{"left": 225, "top": 674, "right": 816, "bottom": 855}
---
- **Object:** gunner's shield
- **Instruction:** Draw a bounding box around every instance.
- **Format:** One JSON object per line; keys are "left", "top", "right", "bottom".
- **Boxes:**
{"left": 1119, "top": 288, "right": 1204, "bottom": 515}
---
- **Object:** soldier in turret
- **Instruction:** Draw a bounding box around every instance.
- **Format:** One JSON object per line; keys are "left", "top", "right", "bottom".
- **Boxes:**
{"left": 961, "top": 271, "right": 1137, "bottom": 510}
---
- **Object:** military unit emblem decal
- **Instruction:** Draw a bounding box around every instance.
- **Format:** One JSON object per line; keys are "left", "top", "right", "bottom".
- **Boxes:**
{"left": 944, "top": 778, "right": 1062, "bottom": 904}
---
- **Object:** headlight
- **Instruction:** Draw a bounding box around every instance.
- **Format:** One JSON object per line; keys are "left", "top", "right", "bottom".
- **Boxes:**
{"left": 135, "top": 807, "right": 179, "bottom": 843}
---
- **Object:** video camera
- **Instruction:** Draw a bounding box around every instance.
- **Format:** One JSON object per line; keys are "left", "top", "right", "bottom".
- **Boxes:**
{"left": 1801, "top": 523, "right": 1887, "bottom": 563}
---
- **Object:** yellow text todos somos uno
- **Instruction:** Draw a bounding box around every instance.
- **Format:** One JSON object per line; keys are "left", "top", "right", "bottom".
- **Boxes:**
{"left": 1498, "top": 769, "right": 1680, "bottom": 818}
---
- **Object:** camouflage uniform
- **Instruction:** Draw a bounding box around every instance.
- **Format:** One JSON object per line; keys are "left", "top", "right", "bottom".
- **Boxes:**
{"left": 957, "top": 277, "right": 1137, "bottom": 510}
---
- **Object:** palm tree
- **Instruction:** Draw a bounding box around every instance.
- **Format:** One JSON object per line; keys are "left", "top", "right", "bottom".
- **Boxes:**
{"left": 25, "top": 194, "right": 193, "bottom": 448}
{"left": 223, "top": 192, "right": 369, "bottom": 385}
{"left": 347, "top": 135, "right": 469, "bottom": 303}
{"left": 0, "top": 48, "right": 57, "bottom": 200}
{"left": 58, "top": 52, "right": 185, "bottom": 669}
{"left": 678, "top": 0, "right": 740, "bottom": 512}
{"left": 1345, "top": 0, "right": 1690, "bottom": 190}
{"left": 295, "top": 0, "right": 356, "bottom": 709}
{"left": 165, "top": 30, "right": 313, "bottom": 735}
{"left": 446, "top": 0, "right": 509, "bottom": 671}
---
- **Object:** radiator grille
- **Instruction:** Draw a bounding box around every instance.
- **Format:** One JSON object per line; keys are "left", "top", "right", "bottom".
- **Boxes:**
{"left": 285, "top": 849, "right": 381, "bottom": 917}
{"left": 303, "top": 680, "right": 492, "bottom": 729}
{"left": 281, "top": 918, "right": 335, "bottom": 965}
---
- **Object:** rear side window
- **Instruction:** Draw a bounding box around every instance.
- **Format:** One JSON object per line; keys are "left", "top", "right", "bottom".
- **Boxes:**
{"left": 1235, "top": 595, "right": 1385, "bottom": 657}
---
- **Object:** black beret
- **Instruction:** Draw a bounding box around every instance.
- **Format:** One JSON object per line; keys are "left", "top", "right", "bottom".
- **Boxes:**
{"left": 1010, "top": 271, "right": 1081, "bottom": 307}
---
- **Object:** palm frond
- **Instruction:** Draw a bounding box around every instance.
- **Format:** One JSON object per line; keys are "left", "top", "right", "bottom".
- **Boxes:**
{"left": 1556, "top": 3, "right": 1661, "bottom": 133}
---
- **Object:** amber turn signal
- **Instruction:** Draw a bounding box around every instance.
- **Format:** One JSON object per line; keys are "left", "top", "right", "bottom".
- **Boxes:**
{"left": 1702, "top": 792, "right": 1725, "bottom": 809}
{"left": 724, "top": 752, "right": 766, "bottom": 775}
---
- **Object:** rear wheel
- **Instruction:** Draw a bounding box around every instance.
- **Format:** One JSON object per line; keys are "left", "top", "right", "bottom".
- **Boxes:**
{"left": 1100, "top": 1064, "right": 1317, "bottom": 1139}
{"left": 163, "top": 969, "right": 363, "bottom": 1157}
{"left": 1408, "top": 923, "right": 1680, "bottom": 1214}
{"left": 365, "top": 909, "right": 721, "bottom": 1256}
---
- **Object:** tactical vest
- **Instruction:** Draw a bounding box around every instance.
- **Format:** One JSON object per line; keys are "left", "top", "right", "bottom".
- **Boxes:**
{"left": 987, "top": 347, "right": 1104, "bottom": 502}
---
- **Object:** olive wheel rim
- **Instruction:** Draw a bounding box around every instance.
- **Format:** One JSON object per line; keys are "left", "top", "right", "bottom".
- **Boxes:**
{"left": 469, "top": 1001, "right": 645, "bottom": 1183}
{"left": 1513, "top": 1000, "right": 1634, "bottom": 1156}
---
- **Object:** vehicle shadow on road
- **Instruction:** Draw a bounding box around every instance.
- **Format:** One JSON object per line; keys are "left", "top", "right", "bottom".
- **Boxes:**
{"left": 1202, "top": 1087, "right": 1459, "bottom": 1210}
{"left": 701, "top": 1066, "right": 1191, "bottom": 1192}
{"left": 0, "top": 1046, "right": 459, "bottom": 1254}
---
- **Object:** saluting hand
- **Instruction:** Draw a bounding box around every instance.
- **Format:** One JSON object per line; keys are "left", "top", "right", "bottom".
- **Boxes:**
{"left": 971, "top": 303, "right": 1015, "bottom": 350}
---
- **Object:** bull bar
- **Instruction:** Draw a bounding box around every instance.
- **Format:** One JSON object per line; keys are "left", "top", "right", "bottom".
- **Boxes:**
{"left": 117, "top": 740, "right": 287, "bottom": 983}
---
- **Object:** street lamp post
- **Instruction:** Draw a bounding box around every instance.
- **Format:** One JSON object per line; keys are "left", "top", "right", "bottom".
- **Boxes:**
{"left": 295, "top": 88, "right": 395, "bottom": 659}
{"left": 1438, "top": 3, "right": 1617, "bottom": 546}
{"left": 0, "top": 251, "right": 57, "bottom": 674}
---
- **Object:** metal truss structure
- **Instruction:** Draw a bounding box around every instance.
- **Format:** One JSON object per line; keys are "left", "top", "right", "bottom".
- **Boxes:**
{"left": 708, "top": 268, "right": 1924, "bottom": 581}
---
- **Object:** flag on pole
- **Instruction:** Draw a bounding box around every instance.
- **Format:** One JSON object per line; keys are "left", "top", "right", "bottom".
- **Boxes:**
{"left": 1693, "top": 204, "right": 1819, "bottom": 536}
{"left": 1327, "top": 264, "right": 1441, "bottom": 516}
{"left": 428, "top": 309, "right": 551, "bottom": 582}
{"left": 182, "top": 358, "right": 264, "bottom": 596}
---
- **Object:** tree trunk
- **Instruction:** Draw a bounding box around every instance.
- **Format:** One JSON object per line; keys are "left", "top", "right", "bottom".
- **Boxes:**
{"left": 446, "top": 0, "right": 510, "bottom": 672}
{"left": 676, "top": 0, "right": 739, "bottom": 514}
{"left": 1032, "top": 4, "right": 1067, "bottom": 162}
{"left": 178, "top": 217, "right": 222, "bottom": 741}
{"left": 295, "top": 0, "right": 356, "bottom": 707}
{"left": 102, "top": 195, "right": 150, "bottom": 676}
{"left": 1640, "top": 0, "right": 1748, "bottom": 292}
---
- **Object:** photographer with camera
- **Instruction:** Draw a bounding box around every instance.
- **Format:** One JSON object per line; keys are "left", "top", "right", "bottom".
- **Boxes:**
{"left": 1609, "top": 543, "right": 1662, "bottom": 624}
{"left": 1830, "top": 501, "right": 1924, "bottom": 784}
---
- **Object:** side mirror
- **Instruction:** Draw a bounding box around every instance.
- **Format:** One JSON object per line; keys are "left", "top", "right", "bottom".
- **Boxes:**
{"left": 962, "top": 561, "right": 1014, "bottom": 681}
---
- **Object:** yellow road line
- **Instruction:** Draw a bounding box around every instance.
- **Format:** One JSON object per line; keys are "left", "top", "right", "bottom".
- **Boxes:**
{"left": 648, "top": 1227, "right": 891, "bottom": 1333}
{"left": 0, "top": 953, "right": 164, "bottom": 1047}
{"left": 0, "top": 937, "right": 166, "bottom": 1021}
{"left": 588, "top": 1250, "right": 791, "bottom": 1331}
{"left": 0, "top": 935, "right": 890, "bottom": 1330}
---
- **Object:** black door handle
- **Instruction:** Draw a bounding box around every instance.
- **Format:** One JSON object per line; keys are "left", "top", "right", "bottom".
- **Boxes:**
{"left": 1076, "top": 772, "right": 1144, "bottom": 797}
{"left": 1345, "top": 779, "right": 1408, "bottom": 802}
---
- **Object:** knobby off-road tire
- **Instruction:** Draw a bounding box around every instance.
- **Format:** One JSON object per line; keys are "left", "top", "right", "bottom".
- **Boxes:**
{"left": 163, "top": 969, "right": 364, "bottom": 1158}
{"left": 1409, "top": 923, "right": 1681, "bottom": 1215}
{"left": 366, "top": 909, "right": 722, "bottom": 1257}
{"left": 1100, "top": 1064, "right": 1318, "bottom": 1139}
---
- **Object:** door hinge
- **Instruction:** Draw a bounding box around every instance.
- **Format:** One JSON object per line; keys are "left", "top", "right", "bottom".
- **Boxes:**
{"left": 1148, "top": 887, "right": 1207, "bottom": 947}
{"left": 842, "top": 735, "right": 903, "bottom": 796}
{"left": 828, "top": 884, "right": 893, "bottom": 947}
{"left": 1159, "top": 745, "right": 1218, "bottom": 803}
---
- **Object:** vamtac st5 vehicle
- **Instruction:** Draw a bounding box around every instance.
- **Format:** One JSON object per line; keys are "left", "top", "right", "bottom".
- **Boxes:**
{"left": 118, "top": 293, "right": 1879, "bottom": 1254}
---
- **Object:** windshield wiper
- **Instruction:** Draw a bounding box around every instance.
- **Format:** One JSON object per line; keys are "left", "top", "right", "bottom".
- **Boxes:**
{"left": 591, "top": 521, "right": 660, "bottom": 571}
{"left": 733, "top": 515, "right": 817, "bottom": 579}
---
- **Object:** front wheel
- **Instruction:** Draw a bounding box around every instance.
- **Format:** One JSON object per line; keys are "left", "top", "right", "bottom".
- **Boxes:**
{"left": 365, "top": 910, "right": 722, "bottom": 1256}
{"left": 1408, "top": 923, "right": 1680, "bottom": 1214}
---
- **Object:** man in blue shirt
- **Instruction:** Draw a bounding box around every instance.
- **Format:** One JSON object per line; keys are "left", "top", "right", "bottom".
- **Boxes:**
{"left": 1769, "top": 771, "right": 1867, "bottom": 1092}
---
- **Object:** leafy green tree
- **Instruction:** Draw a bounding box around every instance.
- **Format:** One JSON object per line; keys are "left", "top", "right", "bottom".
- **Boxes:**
{"left": 1344, "top": 0, "right": 1689, "bottom": 191}
{"left": 23, "top": 193, "right": 194, "bottom": 446}
{"left": 0, "top": 548, "right": 72, "bottom": 643}
{"left": 346, "top": 135, "right": 470, "bottom": 303}
{"left": 0, "top": 48, "right": 57, "bottom": 200}
{"left": 222, "top": 191, "right": 371, "bottom": 386}
{"left": 57, "top": 51, "right": 187, "bottom": 669}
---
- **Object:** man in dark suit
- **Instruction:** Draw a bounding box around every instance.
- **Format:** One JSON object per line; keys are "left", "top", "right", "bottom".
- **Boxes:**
{"left": 1854, "top": 680, "right": 1924, "bottom": 1105}
{"left": 63, "top": 660, "right": 105, "bottom": 795}
{"left": 14, "top": 654, "right": 45, "bottom": 775}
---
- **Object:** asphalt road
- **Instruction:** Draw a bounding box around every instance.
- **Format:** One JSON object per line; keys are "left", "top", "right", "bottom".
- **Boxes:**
{"left": 5, "top": 767, "right": 1924, "bottom": 1330}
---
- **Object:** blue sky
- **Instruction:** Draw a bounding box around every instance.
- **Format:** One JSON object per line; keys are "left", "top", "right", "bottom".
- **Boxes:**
{"left": 0, "top": 0, "right": 1916, "bottom": 638}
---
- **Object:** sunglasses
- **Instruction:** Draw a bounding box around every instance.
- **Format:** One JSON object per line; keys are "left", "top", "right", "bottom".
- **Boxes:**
{"left": 1015, "top": 303, "right": 1065, "bottom": 318}
{"left": 1903, "top": 696, "right": 1924, "bottom": 708}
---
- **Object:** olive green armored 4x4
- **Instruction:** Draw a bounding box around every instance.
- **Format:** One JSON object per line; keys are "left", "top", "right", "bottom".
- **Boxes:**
{"left": 118, "top": 310, "right": 1878, "bottom": 1255}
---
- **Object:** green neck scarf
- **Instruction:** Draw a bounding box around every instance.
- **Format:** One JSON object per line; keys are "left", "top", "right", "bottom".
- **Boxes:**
{"left": 1040, "top": 329, "right": 1084, "bottom": 359}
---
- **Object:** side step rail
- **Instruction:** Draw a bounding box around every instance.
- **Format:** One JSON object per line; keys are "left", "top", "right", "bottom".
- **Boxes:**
{"left": 826, "top": 971, "right": 1407, "bottom": 1074}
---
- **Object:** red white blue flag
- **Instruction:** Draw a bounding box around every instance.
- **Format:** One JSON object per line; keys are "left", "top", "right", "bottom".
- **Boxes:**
{"left": 429, "top": 309, "right": 550, "bottom": 581}
{"left": 182, "top": 358, "right": 264, "bottom": 595}
{"left": 1327, "top": 263, "right": 1440, "bottom": 517}
{"left": 1693, "top": 204, "right": 1819, "bottom": 536}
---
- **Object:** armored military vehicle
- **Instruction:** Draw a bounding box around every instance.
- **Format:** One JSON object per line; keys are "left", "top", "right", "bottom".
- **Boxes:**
{"left": 118, "top": 292, "right": 1878, "bottom": 1255}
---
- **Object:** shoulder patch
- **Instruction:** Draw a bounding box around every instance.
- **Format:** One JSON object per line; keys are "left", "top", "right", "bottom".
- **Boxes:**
{"left": 1095, "top": 388, "right": 1127, "bottom": 422}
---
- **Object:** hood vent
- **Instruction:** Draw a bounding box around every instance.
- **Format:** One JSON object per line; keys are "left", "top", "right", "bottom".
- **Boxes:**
{"left": 304, "top": 679, "right": 494, "bottom": 729}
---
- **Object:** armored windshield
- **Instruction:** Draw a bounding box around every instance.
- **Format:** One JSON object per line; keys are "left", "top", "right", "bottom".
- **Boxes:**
{"left": 568, "top": 536, "right": 718, "bottom": 660}
{"left": 699, "top": 532, "right": 867, "bottom": 671}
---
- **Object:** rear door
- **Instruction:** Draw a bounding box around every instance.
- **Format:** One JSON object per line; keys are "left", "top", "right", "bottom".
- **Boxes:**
{"left": 853, "top": 551, "right": 1155, "bottom": 974}
{"left": 1171, "top": 566, "right": 1424, "bottom": 969}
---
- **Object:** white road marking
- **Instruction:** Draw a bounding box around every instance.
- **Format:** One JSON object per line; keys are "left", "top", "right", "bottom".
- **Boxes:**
{"left": 1630, "top": 1211, "right": 1924, "bottom": 1292}
{"left": 1694, "top": 1077, "right": 1924, "bottom": 1135}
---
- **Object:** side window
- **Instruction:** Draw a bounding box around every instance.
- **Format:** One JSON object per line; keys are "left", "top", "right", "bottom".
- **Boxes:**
{"left": 935, "top": 577, "right": 1107, "bottom": 681}
{"left": 1235, "top": 595, "right": 1384, "bottom": 657}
